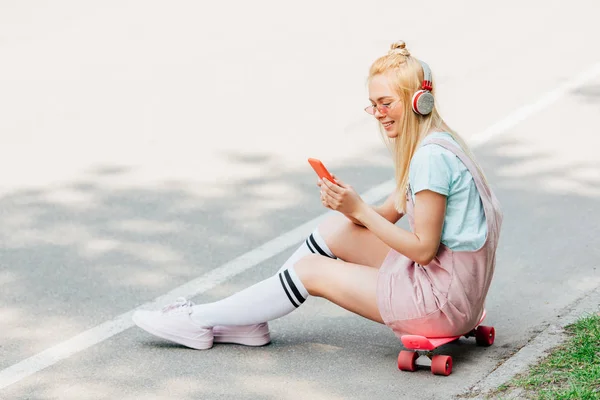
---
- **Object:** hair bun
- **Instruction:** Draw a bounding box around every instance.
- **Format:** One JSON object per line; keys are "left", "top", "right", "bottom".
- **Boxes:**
{"left": 389, "top": 40, "right": 410, "bottom": 56}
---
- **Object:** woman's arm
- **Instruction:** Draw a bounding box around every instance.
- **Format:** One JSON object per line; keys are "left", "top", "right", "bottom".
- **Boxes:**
{"left": 320, "top": 178, "right": 444, "bottom": 265}
{"left": 373, "top": 192, "right": 404, "bottom": 223}
{"left": 355, "top": 189, "right": 445, "bottom": 265}
{"left": 346, "top": 192, "right": 404, "bottom": 226}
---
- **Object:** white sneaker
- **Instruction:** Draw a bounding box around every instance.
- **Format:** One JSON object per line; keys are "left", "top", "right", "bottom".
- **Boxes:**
{"left": 213, "top": 323, "right": 271, "bottom": 346}
{"left": 132, "top": 297, "right": 214, "bottom": 350}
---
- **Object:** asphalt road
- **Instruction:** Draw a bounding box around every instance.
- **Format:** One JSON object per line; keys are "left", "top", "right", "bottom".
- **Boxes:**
{"left": 1, "top": 1, "right": 599, "bottom": 399}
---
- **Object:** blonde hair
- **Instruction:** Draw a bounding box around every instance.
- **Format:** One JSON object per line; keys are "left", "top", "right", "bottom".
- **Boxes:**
{"left": 368, "top": 40, "right": 487, "bottom": 213}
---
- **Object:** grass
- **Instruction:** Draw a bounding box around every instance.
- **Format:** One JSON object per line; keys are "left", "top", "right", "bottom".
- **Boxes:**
{"left": 496, "top": 313, "right": 600, "bottom": 399}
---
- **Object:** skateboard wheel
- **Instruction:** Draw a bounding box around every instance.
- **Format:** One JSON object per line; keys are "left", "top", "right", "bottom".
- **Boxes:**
{"left": 397, "top": 350, "right": 418, "bottom": 372}
{"left": 431, "top": 355, "right": 452, "bottom": 376}
{"left": 475, "top": 326, "right": 495, "bottom": 346}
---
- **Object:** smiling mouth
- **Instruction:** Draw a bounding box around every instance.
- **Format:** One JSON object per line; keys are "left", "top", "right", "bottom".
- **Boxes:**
{"left": 382, "top": 121, "right": 394, "bottom": 128}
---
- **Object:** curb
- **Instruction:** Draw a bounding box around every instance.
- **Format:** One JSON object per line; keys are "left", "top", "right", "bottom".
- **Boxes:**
{"left": 461, "top": 285, "right": 600, "bottom": 399}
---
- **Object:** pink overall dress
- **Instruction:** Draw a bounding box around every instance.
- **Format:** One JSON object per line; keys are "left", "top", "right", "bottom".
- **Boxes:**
{"left": 376, "top": 138, "right": 503, "bottom": 339}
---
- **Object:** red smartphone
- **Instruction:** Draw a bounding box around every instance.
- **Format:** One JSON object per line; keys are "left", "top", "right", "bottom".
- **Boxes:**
{"left": 308, "top": 158, "right": 337, "bottom": 184}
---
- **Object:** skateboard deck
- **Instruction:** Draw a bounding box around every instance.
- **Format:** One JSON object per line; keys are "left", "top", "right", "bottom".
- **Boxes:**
{"left": 401, "top": 309, "right": 487, "bottom": 351}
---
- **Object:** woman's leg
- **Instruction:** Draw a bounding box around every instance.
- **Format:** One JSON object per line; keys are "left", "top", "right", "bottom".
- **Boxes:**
{"left": 318, "top": 213, "right": 391, "bottom": 269}
{"left": 189, "top": 256, "right": 383, "bottom": 328}
{"left": 213, "top": 213, "right": 390, "bottom": 344}
{"left": 277, "top": 213, "right": 391, "bottom": 274}
{"left": 132, "top": 256, "right": 383, "bottom": 349}
{"left": 295, "top": 254, "right": 384, "bottom": 323}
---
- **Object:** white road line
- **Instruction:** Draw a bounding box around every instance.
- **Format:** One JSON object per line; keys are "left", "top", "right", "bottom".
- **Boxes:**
{"left": 1, "top": 61, "right": 599, "bottom": 391}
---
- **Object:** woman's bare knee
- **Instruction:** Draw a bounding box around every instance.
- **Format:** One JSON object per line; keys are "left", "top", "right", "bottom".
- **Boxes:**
{"left": 294, "top": 254, "right": 330, "bottom": 297}
{"left": 318, "top": 214, "right": 365, "bottom": 256}
{"left": 317, "top": 214, "right": 390, "bottom": 268}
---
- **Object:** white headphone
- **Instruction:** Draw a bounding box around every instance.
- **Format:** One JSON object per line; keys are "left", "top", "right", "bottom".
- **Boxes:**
{"left": 411, "top": 60, "right": 435, "bottom": 115}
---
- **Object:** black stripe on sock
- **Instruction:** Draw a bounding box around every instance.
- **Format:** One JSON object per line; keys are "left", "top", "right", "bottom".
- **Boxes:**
{"left": 309, "top": 234, "right": 333, "bottom": 258}
{"left": 279, "top": 273, "right": 299, "bottom": 308}
{"left": 305, "top": 238, "right": 316, "bottom": 254}
{"left": 284, "top": 269, "right": 306, "bottom": 305}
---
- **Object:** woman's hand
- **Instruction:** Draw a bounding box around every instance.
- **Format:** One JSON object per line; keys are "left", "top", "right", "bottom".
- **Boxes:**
{"left": 317, "top": 175, "right": 367, "bottom": 220}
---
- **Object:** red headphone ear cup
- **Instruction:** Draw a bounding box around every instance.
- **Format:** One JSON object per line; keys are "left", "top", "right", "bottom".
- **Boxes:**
{"left": 412, "top": 90, "right": 434, "bottom": 115}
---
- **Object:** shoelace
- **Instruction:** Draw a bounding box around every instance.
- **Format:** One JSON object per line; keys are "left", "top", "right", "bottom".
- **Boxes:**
{"left": 161, "top": 297, "right": 195, "bottom": 314}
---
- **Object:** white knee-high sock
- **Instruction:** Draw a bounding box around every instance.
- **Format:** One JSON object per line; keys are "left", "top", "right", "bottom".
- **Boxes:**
{"left": 277, "top": 228, "right": 336, "bottom": 273}
{"left": 206, "top": 229, "right": 334, "bottom": 329}
{"left": 190, "top": 266, "right": 309, "bottom": 327}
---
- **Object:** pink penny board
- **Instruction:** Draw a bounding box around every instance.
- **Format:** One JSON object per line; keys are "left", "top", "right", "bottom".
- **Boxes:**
{"left": 401, "top": 309, "right": 487, "bottom": 351}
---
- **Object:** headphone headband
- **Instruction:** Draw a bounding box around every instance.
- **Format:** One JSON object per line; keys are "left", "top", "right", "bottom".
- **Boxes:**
{"left": 418, "top": 60, "right": 433, "bottom": 91}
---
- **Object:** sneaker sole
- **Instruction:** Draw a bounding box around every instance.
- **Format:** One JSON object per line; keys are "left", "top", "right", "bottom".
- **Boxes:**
{"left": 133, "top": 315, "right": 213, "bottom": 350}
{"left": 213, "top": 333, "right": 271, "bottom": 347}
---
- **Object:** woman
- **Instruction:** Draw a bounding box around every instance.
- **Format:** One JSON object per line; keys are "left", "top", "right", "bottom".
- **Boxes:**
{"left": 132, "top": 40, "right": 503, "bottom": 350}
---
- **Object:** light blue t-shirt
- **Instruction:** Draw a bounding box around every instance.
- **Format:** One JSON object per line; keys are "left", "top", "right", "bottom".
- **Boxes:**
{"left": 408, "top": 132, "right": 487, "bottom": 251}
